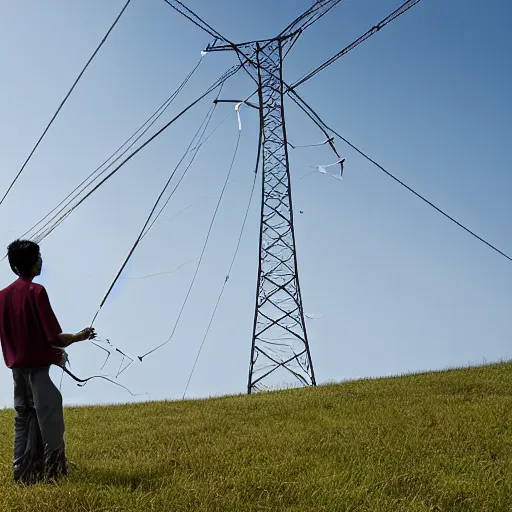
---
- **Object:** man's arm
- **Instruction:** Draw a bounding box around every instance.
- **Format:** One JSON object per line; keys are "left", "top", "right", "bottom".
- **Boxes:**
{"left": 56, "top": 329, "right": 96, "bottom": 348}
{"left": 35, "top": 286, "right": 96, "bottom": 348}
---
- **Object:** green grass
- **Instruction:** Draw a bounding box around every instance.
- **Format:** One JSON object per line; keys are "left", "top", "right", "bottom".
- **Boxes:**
{"left": 1, "top": 362, "right": 512, "bottom": 511}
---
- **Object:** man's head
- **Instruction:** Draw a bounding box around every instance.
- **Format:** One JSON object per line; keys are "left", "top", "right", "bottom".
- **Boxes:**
{"left": 7, "top": 240, "right": 42, "bottom": 278}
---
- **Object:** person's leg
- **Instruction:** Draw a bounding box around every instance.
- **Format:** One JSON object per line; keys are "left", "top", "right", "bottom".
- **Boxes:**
{"left": 12, "top": 369, "right": 44, "bottom": 484}
{"left": 29, "top": 367, "right": 68, "bottom": 481}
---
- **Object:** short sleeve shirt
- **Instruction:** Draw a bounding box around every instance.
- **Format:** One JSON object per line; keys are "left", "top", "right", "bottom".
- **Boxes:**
{"left": 0, "top": 278, "right": 63, "bottom": 368}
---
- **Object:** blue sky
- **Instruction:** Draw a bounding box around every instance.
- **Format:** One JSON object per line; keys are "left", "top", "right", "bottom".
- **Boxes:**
{"left": 0, "top": 0, "right": 510, "bottom": 407}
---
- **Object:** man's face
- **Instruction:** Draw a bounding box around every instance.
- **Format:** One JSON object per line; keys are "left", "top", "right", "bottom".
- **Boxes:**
{"left": 33, "top": 253, "right": 42, "bottom": 276}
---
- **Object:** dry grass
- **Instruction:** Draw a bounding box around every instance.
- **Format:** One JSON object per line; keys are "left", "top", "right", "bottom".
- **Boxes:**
{"left": 1, "top": 362, "right": 512, "bottom": 511}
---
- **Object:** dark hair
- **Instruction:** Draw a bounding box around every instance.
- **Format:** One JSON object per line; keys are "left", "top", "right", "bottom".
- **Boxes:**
{"left": 7, "top": 240, "right": 40, "bottom": 277}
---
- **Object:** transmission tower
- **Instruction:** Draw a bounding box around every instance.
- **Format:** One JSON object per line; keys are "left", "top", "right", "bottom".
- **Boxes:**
{"left": 166, "top": 0, "right": 422, "bottom": 393}
{"left": 208, "top": 33, "right": 320, "bottom": 393}
{"left": 248, "top": 40, "right": 316, "bottom": 393}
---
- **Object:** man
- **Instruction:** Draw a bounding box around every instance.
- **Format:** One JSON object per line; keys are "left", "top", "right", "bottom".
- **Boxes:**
{"left": 0, "top": 239, "right": 96, "bottom": 484}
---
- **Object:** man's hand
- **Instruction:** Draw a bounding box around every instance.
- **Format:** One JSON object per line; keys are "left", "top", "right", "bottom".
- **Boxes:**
{"left": 56, "top": 328, "right": 96, "bottom": 348}
{"left": 74, "top": 328, "right": 97, "bottom": 342}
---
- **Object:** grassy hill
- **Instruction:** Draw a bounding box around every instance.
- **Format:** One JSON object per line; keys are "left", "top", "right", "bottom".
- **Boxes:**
{"left": 1, "top": 362, "right": 511, "bottom": 511}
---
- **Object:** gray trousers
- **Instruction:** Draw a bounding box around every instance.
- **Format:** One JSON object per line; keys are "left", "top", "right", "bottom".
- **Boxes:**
{"left": 12, "top": 367, "right": 67, "bottom": 483}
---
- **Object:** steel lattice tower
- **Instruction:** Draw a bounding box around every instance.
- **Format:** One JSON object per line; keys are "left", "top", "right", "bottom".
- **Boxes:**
{"left": 171, "top": 0, "right": 423, "bottom": 393}
{"left": 247, "top": 40, "right": 315, "bottom": 393}
{"left": 210, "top": 36, "right": 317, "bottom": 393}
{"left": 205, "top": 1, "right": 354, "bottom": 393}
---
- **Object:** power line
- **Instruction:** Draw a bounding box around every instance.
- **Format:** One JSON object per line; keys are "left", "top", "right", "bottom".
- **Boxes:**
{"left": 0, "top": 0, "right": 132, "bottom": 209}
{"left": 20, "top": 56, "right": 204, "bottom": 244}
{"left": 211, "top": 0, "right": 408, "bottom": 162}
{"left": 30, "top": 58, "right": 204, "bottom": 243}
{"left": 91, "top": 91, "right": 223, "bottom": 325}
{"left": 182, "top": 111, "right": 263, "bottom": 399}
{"left": 280, "top": 0, "right": 343, "bottom": 39}
{"left": 161, "top": 0, "right": 230, "bottom": 44}
{"left": 28, "top": 64, "right": 242, "bottom": 245}
{"left": 220, "top": 0, "right": 412, "bottom": 124}
{"left": 290, "top": 90, "right": 512, "bottom": 264}
{"left": 291, "top": 0, "right": 422, "bottom": 90}
{"left": 160, "top": 0, "right": 273, "bottom": 89}
{"left": 256, "top": 5, "right": 481, "bottom": 263}
{"left": 139, "top": 123, "right": 243, "bottom": 361}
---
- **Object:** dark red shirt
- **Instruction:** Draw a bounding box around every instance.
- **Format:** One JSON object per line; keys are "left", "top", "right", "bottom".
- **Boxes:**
{"left": 0, "top": 278, "right": 63, "bottom": 368}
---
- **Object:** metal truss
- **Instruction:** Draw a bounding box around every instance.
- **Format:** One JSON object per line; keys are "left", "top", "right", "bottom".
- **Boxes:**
{"left": 247, "top": 40, "right": 316, "bottom": 393}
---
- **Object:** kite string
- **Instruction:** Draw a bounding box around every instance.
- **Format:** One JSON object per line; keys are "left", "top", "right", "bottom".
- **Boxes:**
{"left": 149, "top": 178, "right": 239, "bottom": 228}
{"left": 182, "top": 106, "right": 262, "bottom": 398}
{"left": 57, "top": 76, "right": 235, "bottom": 384}
{"left": 55, "top": 339, "right": 140, "bottom": 395}
{"left": 138, "top": 92, "right": 227, "bottom": 242}
{"left": 139, "top": 116, "right": 243, "bottom": 361}
{"left": 121, "top": 258, "right": 198, "bottom": 281}
{"left": 90, "top": 86, "right": 224, "bottom": 327}
{"left": 59, "top": 365, "right": 146, "bottom": 397}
